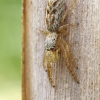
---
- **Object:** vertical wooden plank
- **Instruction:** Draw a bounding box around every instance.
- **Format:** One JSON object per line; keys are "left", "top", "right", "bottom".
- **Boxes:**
{"left": 22, "top": 0, "right": 100, "bottom": 100}
{"left": 22, "top": 0, "right": 26, "bottom": 100}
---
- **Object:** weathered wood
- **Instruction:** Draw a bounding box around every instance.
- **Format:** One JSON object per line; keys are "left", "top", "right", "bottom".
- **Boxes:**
{"left": 22, "top": 0, "right": 26, "bottom": 100}
{"left": 22, "top": 0, "right": 100, "bottom": 100}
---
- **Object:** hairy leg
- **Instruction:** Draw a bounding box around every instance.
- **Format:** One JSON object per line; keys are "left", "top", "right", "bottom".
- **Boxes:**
{"left": 40, "top": 29, "right": 49, "bottom": 36}
{"left": 62, "top": 39, "right": 78, "bottom": 69}
{"left": 67, "top": 51, "right": 78, "bottom": 69}
{"left": 58, "top": 23, "right": 78, "bottom": 35}
{"left": 47, "top": 62, "right": 55, "bottom": 87}
{"left": 66, "top": 58, "right": 79, "bottom": 83}
{"left": 61, "top": 41, "right": 79, "bottom": 83}
{"left": 43, "top": 51, "right": 47, "bottom": 71}
{"left": 61, "top": 0, "right": 76, "bottom": 25}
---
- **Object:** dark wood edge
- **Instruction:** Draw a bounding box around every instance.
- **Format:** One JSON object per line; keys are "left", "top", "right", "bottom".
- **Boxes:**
{"left": 22, "top": 0, "right": 26, "bottom": 100}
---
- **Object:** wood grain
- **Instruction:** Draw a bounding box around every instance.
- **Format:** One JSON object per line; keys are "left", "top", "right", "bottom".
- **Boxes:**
{"left": 22, "top": 0, "right": 100, "bottom": 100}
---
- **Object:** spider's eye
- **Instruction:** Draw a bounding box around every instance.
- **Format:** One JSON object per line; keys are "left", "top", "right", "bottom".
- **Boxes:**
{"left": 53, "top": 38, "right": 56, "bottom": 41}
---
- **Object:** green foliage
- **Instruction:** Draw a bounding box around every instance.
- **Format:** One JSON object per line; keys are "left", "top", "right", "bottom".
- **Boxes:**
{"left": 0, "top": 0, "right": 21, "bottom": 100}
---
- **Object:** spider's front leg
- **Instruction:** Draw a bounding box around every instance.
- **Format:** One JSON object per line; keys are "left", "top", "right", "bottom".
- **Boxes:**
{"left": 43, "top": 50, "right": 59, "bottom": 87}
{"left": 43, "top": 51, "right": 47, "bottom": 71}
{"left": 65, "top": 57, "right": 79, "bottom": 83}
{"left": 43, "top": 51, "right": 55, "bottom": 86}
{"left": 61, "top": 39, "right": 79, "bottom": 83}
{"left": 62, "top": 39, "right": 78, "bottom": 69}
{"left": 47, "top": 62, "right": 55, "bottom": 87}
{"left": 43, "top": 50, "right": 55, "bottom": 86}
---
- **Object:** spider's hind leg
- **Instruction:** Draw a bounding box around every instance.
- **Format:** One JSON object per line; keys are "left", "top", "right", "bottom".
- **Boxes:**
{"left": 61, "top": 0, "right": 76, "bottom": 25}
{"left": 58, "top": 23, "right": 78, "bottom": 36}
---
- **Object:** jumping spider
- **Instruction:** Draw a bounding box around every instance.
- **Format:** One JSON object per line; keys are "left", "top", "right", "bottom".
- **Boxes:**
{"left": 40, "top": 0, "right": 79, "bottom": 87}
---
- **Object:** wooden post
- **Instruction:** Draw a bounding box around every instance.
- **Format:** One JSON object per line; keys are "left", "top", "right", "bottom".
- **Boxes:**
{"left": 22, "top": 0, "right": 100, "bottom": 100}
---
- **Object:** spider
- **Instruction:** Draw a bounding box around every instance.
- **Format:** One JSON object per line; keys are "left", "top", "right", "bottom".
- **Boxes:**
{"left": 40, "top": 0, "right": 79, "bottom": 87}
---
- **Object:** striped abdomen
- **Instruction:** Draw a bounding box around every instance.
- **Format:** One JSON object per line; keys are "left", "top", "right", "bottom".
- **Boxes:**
{"left": 46, "top": 0, "right": 66, "bottom": 32}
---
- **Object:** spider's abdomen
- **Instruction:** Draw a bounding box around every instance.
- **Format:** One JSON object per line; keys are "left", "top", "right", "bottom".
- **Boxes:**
{"left": 46, "top": 0, "right": 66, "bottom": 32}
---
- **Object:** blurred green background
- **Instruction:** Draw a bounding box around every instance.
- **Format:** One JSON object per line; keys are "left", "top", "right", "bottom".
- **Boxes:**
{"left": 0, "top": 0, "right": 21, "bottom": 100}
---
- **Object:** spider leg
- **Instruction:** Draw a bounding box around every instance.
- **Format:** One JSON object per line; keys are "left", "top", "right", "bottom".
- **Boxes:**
{"left": 67, "top": 50, "right": 78, "bottom": 69}
{"left": 43, "top": 51, "right": 47, "bottom": 71}
{"left": 59, "top": 24, "right": 78, "bottom": 30}
{"left": 58, "top": 23, "right": 78, "bottom": 36}
{"left": 62, "top": 39, "right": 78, "bottom": 69}
{"left": 61, "top": 0, "right": 76, "bottom": 25}
{"left": 40, "top": 29, "right": 49, "bottom": 36}
{"left": 66, "top": 58, "right": 79, "bottom": 83}
{"left": 47, "top": 62, "right": 55, "bottom": 87}
{"left": 61, "top": 40, "right": 79, "bottom": 83}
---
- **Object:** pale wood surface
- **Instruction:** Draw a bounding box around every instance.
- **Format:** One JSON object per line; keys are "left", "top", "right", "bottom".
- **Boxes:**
{"left": 22, "top": 0, "right": 100, "bottom": 100}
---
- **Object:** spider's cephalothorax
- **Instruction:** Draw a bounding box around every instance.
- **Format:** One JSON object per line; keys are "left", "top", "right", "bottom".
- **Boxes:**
{"left": 45, "top": 32, "right": 58, "bottom": 50}
{"left": 46, "top": 0, "right": 66, "bottom": 32}
{"left": 44, "top": 32, "right": 60, "bottom": 64}
{"left": 40, "top": 0, "right": 79, "bottom": 87}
